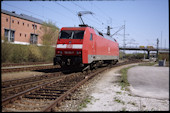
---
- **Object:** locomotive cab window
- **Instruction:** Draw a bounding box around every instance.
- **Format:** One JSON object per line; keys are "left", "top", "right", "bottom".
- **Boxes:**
{"left": 73, "top": 31, "right": 84, "bottom": 39}
{"left": 60, "top": 30, "right": 84, "bottom": 39}
{"left": 90, "top": 33, "right": 93, "bottom": 40}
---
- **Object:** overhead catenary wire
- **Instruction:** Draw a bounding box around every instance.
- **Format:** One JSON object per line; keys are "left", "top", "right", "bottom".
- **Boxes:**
{"left": 3, "top": 1, "right": 118, "bottom": 32}
{"left": 54, "top": 1, "right": 84, "bottom": 27}
{"left": 90, "top": 2, "right": 111, "bottom": 22}
{"left": 54, "top": 2, "right": 77, "bottom": 16}
{"left": 90, "top": 1, "right": 122, "bottom": 34}
{"left": 3, "top": 1, "right": 101, "bottom": 28}
{"left": 75, "top": 2, "right": 106, "bottom": 26}
{"left": 71, "top": 1, "right": 106, "bottom": 29}
{"left": 36, "top": 2, "right": 76, "bottom": 23}
{"left": 2, "top": 2, "right": 66, "bottom": 27}
{"left": 111, "top": 25, "right": 125, "bottom": 37}
{"left": 72, "top": 2, "right": 87, "bottom": 11}
{"left": 87, "top": 1, "right": 117, "bottom": 33}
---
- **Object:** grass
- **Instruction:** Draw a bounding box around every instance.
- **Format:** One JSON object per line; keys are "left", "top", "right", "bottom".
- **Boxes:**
{"left": 127, "top": 101, "right": 138, "bottom": 107}
{"left": 78, "top": 96, "right": 93, "bottom": 110}
{"left": 122, "top": 107, "right": 126, "bottom": 111}
{"left": 139, "top": 61, "right": 169, "bottom": 67}
{"left": 119, "top": 65, "right": 135, "bottom": 91}
{"left": 138, "top": 62, "right": 157, "bottom": 66}
{"left": 114, "top": 97, "right": 125, "bottom": 105}
{"left": 116, "top": 91, "right": 122, "bottom": 95}
{"left": 119, "top": 62, "right": 157, "bottom": 91}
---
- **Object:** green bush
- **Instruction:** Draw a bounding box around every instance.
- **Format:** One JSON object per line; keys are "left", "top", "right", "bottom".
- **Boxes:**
{"left": 1, "top": 41, "right": 13, "bottom": 63}
{"left": 1, "top": 42, "right": 55, "bottom": 63}
{"left": 158, "top": 53, "right": 169, "bottom": 61}
{"left": 125, "top": 53, "right": 145, "bottom": 60}
{"left": 39, "top": 45, "right": 55, "bottom": 62}
{"left": 11, "top": 44, "right": 29, "bottom": 63}
{"left": 27, "top": 45, "right": 43, "bottom": 62}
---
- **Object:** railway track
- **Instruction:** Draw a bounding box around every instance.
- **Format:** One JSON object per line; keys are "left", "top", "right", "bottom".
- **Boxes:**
{"left": 2, "top": 62, "right": 52, "bottom": 67}
{"left": 1, "top": 72, "right": 63, "bottom": 99}
{"left": 2, "top": 60, "right": 142, "bottom": 112}
{"left": 1, "top": 65, "right": 60, "bottom": 73}
{"left": 2, "top": 72, "right": 87, "bottom": 112}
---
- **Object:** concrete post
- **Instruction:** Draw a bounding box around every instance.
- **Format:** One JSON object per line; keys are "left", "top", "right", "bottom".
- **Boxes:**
{"left": 147, "top": 50, "right": 150, "bottom": 59}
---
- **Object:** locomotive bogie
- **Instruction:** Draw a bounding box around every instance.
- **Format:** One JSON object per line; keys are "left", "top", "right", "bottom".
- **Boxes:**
{"left": 54, "top": 55, "right": 83, "bottom": 68}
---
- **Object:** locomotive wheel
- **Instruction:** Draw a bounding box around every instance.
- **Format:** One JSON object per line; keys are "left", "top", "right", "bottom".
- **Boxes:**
{"left": 94, "top": 66, "right": 98, "bottom": 70}
{"left": 87, "top": 69, "right": 91, "bottom": 74}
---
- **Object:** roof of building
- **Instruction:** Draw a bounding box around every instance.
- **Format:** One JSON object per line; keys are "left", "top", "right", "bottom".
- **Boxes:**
{"left": 1, "top": 9, "right": 44, "bottom": 24}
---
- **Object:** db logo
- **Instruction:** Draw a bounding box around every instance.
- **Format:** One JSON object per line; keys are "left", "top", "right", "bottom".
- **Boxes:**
{"left": 67, "top": 44, "right": 72, "bottom": 48}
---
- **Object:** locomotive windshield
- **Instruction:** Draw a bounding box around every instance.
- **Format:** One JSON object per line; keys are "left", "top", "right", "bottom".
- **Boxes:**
{"left": 59, "top": 30, "right": 84, "bottom": 39}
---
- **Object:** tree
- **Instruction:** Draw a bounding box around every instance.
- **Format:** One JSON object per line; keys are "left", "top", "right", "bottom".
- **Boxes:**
{"left": 40, "top": 21, "right": 60, "bottom": 46}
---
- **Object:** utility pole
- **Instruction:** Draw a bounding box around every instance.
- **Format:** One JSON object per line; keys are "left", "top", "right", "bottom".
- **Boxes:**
{"left": 110, "top": 21, "right": 129, "bottom": 60}
{"left": 106, "top": 26, "right": 112, "bottom": 36}
{"left": 123, "top": 21, "right": 126, "bottom": 59}
{"left": 161, "top": 31, "right": 162, "bottom": 49}
{"left": 9, "top": 15, "right": 11, "bottom": 42}
{"left": 156, "top": 38, "right": 159, "bottom": 61}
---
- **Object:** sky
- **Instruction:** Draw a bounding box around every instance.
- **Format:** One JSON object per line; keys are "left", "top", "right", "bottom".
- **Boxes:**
{"left": 1, "top": 0, "right": 169, "bottom": 50}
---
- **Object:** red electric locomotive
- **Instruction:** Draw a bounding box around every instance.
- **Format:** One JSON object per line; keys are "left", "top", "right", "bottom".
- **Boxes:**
{"left": 53, "top": 25, "right": 119, "bottom": 70}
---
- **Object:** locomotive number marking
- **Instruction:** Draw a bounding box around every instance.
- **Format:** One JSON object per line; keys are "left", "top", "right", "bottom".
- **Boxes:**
{"left": 67, "top": 44, "right": 73, "bottom": 48}
{"left": 57, "top": 44, "right": 82, "bottom": 49}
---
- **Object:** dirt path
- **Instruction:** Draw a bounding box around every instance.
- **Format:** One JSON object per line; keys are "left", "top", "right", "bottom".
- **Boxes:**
{"left": 80, "top": 63, "right": 169, "bottom": 111}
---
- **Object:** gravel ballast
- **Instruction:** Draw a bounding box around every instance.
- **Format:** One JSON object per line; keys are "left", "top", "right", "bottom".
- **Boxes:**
{"left": 2, "top": 63, "right": 169, "bottom": 111}
{"left": 57, "top": 63, "right": 169, "bottom": 111}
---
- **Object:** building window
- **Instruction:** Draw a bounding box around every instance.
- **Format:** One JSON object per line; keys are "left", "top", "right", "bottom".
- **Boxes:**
{"left": 25, "top": 34, "right": 27, "bottom": 37}
{"left": 20, "top": 33, "right": 22, "bottom": 37}
{"left": 32, "top": 24, "right": 37, "bottom": 30}
{"left": 12, "top": 20, "right": 14, "bottom": 23}
{"left": 30, "top": 34, "right": 38, "bottom": 44}
{"left": 27, "top": 24, "right": 29, "bottom": 27}
{"left": 18, "top": 21, "right": 19, "bottom": 25}
{"left": 11, "top": 31, "right": 15, "bottom": 42}
{"left": 6, "top": 18, "right": 8, "bottom": 22}
{"left": 4, "top": 29, "right": 9, "bottom": 38}
{"left": 23, "top": 22, "right": 24, "bottom": 26}
{"left": 35, "top": 25, "right": 37, "bottom": 29}
{"left": 4, "top": 29, "right": 15, "bottom": 42}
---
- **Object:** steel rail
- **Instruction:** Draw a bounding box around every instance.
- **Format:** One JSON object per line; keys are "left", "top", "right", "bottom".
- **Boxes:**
{"left": 2, "top": 72, "right": 62, "bottom": 88}
{"left": 42, "top": 60, "right": 143, "bottom": 112}
{"left": 1, "top": 65, "right": 60, "bottom": 73}
{"left": 2, "top": 60, "right": 143, "bottom": 112}
{"left": 2, "top": 62, "right": 52, "bottom": 67}
{"left": 42, "top": 67, "right": 108, "bottom": 112}
{"left": 1, "top": 74, "right": 62, "bottom": 99}
{"left": 2, "top": 75, "right": 66, "bottom": 106}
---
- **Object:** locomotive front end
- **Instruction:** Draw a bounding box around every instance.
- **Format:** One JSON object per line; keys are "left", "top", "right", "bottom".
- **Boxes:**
{"left": 53, "top": 27, "right": 86, "bottom": 69}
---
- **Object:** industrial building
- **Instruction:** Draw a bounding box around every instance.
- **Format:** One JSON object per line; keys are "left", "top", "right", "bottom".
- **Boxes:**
{"left": 1, "top": 9, "right": 44, "bottom": 45}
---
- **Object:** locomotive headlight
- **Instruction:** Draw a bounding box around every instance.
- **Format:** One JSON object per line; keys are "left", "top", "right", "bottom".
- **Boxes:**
{"left": 77, "top": 51, "right": 82, "bottom": 55}
{"left": 56, "top": 51, "right": 60, "bottom": 54}
{"left": 56, "top": 51, "right": 62, "bottom": 54}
